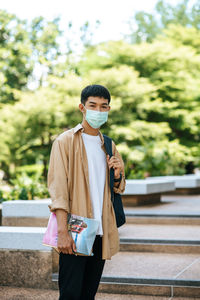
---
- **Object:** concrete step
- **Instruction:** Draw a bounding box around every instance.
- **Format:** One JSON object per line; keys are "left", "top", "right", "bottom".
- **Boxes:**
{"left": 120, "top": 238, "right": 200, "bottom": 254}
{"left": 52, "top": 223, "right": 200, "bottom": 274}
{"left": 124, "top": 194, "right": 200, "bottom": 225}
{"left": 101, "top": 251, "right": 200, "bottom": 297}
{"left": 52, "top": 251, "right": 200, "bottom": 297}
{"left": 125, "top": 195, "right": 200, "bottom": 225}
{"left": 51, "top": 224, "right": 200, "bottom": 274}
{"left": 125, "top": 212, "right": 200, "bottom": 225}
{"left": 119, "top": 224, "right": 200, "bottom": 253}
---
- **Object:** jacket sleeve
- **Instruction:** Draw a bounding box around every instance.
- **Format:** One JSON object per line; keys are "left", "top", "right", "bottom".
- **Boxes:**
{"left": 47, "top": 138, "right": 70, "bottom": 213}
{"left": 112, "top": 141, "right": 126, "bottom": 194}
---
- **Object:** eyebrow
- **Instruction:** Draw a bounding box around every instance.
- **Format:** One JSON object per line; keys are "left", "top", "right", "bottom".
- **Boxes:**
{"left": 88, "top": 101, "right": 108, "bottom": 105}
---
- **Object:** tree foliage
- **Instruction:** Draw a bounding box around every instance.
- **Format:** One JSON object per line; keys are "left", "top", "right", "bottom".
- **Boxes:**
{"left": 128, "top": 0, "right": 200, "bottom": 43}
{"left": 0, "top": 10, "right": 33, "bottom": 104}
{"left": 1, "top": 2, "right": 200, "bottom": 181}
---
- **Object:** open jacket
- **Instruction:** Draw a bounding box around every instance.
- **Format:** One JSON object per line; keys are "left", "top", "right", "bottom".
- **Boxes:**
{"left": 48, "top": 123, "right": 126, "bottom": 260}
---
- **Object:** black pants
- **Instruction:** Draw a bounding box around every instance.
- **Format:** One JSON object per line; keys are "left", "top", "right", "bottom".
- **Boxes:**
{"left": 58, "top": 235, "right": 105, "bottom": 300}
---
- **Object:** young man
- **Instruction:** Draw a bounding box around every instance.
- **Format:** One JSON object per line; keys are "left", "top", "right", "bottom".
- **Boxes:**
{"left": 48, "top": 84, "right": 126, "bottom": 300}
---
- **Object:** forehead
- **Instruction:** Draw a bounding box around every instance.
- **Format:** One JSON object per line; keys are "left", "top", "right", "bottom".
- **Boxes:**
{"left": 86, "top": 96, "right": 109, "bottom": 104}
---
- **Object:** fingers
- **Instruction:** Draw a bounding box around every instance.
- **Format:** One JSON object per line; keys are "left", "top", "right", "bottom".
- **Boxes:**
{"left": 60, "top": 246, "right": 73, "bottom": 255}
{"left": 107, "top": 159, "right": 122, "bottom": 171}
{"left": 107, "top": 156, "right": 119, "bottom": 163}
{"left": 109, "top": 156, "right": 119, "bottom": 162}
{"left": 58, "top": 246, "right": 72, "bottom": 255}
{"left": 107, "top": 156, "right": 121, "bottom": 169}
{"left": 58, "top": 239, "right": 76, "bottom": 255}
{"left": 72, "top": 242, "right": 77, "bottom": 253}
{"left": 112, "top": 162, "right": 121, "bottom": 168}
{"left": 66, "top": 245, "right": 73, "bottom": 255}
{"left": 108, "top": 157, "right": 120, "bottom": 165}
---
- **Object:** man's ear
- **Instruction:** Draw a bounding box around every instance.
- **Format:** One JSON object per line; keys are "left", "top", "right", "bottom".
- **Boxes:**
{"left": 79, "top": 103, "right": 84, "bottom": 113}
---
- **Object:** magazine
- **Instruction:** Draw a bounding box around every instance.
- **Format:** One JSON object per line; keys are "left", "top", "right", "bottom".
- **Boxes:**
{"left": 42, "top": 212, "right": 100, "bottom": 256}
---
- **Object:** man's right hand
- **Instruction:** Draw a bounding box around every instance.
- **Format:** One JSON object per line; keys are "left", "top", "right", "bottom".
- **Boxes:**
{"left": 57, "top": 230, "right": 77, "bottom": 255}
{"left": 55, "top": 209, "right": 77, "bottom": 255}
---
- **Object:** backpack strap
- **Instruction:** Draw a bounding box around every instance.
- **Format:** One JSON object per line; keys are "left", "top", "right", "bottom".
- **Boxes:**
{"left": 103, "top": 134, "right": 114, "bottom": 203}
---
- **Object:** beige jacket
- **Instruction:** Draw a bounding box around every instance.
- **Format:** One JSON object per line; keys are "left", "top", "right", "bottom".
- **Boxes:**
{"left": 48, "top": 123, "right": 126, "bottom": 260}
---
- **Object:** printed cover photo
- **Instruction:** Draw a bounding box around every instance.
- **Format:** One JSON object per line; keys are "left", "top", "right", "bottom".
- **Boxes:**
{"left": 42, "top": 212, "right": 100, "bottom": 256}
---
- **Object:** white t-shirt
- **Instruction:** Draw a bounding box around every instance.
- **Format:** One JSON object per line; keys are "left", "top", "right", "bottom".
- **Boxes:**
{"left": 82, "top": 133, "right": 106, "bottom": 236}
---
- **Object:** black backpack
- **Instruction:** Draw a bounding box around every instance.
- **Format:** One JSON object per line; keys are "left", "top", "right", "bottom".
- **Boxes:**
{"left": 103, "top": 135, "right": 126, "bottom": 228}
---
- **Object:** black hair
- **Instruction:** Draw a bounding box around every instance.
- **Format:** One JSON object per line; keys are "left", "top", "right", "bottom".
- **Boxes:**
{"left": 81, "top": 84, "right": 111, "bottom": 105}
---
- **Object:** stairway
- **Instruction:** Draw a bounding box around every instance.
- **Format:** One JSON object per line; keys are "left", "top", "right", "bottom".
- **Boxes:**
{"left": 119, "top": 223, "right": 200, "bottom": 253}
{"left": 52, "top": 195, "right": 200, "bottom": 298}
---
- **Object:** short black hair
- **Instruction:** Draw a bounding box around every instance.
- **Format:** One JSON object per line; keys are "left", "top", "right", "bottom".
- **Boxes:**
{"left": 81, "top": 84, "right": 111, "bottom": 105}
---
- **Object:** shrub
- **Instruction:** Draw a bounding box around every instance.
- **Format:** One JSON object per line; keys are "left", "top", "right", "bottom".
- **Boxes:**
{"left": 0, "top": 173, "right": 49, "bottom": 202}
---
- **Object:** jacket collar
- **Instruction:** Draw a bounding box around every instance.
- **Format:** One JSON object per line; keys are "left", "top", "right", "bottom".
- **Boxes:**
{"left": 73, "top": 123, "right": 104, "bottom": 145}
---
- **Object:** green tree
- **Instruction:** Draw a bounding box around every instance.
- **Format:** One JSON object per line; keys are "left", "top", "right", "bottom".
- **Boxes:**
{"left": 29, "top": 16, "right": 62, "bottom": 86}
{"left": 128, "top": 0, "right": 200, "bottom": 43}
{"left": 1, "top": 9, "right": 200, "bottom": 181}
{"left": 0, "top": 10, "right": 33, "bottom": 104}
{"left": 0, "top": 72, "right": 85, "bottom": 179}
{"left": 77, "top": 26, "right": 200, "bottom": 176}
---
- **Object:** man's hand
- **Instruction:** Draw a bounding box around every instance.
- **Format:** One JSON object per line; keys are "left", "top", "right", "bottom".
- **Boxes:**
{"left": 107, "top": 155, "right": 123, "bottom": 179}
{"left": 57, "top": 230, "right": 77, "bottom": 255}
{"left": 56, "top": 209, "right": 77, "bottom": 255}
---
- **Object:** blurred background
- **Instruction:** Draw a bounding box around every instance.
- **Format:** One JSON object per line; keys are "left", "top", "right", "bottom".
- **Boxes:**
{"left": 0, "top": 0, "right": 200, "bottom": 201}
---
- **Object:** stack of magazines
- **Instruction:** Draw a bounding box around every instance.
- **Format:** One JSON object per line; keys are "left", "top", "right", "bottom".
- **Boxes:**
{"left": 42, "top": 212, "right": 100, "bottom": 256}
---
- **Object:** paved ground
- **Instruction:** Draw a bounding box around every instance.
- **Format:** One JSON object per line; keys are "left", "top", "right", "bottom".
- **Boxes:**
{"left": 1, "top": 286, "right": 200, "bottom": 300}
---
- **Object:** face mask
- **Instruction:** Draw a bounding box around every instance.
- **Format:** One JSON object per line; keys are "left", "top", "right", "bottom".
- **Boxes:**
{"left": 84, "top": 108, "right": 108, "bottom": 129}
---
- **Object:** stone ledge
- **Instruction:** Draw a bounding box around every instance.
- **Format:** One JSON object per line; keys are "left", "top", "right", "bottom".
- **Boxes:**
{"left": 2, "top": 200, "right": 51, "bottom": 227}
{"left": 0, "top": 205, "right": 1, "bottom": 226}
{"left": 0, "top": 226, "right": 48, "bottom": 251}
{"left": 0, "top": 249, "right": 52, "bottom": 289}
{"left": 170, "top": 187, "right": 200, "bottom": 195}
{"left": 2, "top": 216, "right": 48, "bottom": 227}
{"left": 2, "top": 199, "right": 51, "bottom": 217}
{"left": 124, "top": 180, "right": 175, "bottom": 195}
{"left": 147, "top": 175, "right": 200, "bottom": 189}
{"left": 122, "top": 194, "right": 161, "bottom": 206}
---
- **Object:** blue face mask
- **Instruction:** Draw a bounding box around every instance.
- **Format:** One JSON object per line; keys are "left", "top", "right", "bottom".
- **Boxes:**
{"left": 84, "top": 108, "right": 108, "bottom": 129}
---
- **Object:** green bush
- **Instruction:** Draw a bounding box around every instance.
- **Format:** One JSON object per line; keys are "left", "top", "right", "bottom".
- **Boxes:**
{"left": 0, "top": 190, "right": 7, "bottom": 203}
{"left": 15, "top": 164, "right": 44, "bottom": 178}
{"left": 0, "top": 173, "right": 49, "bottom": 202}
{"left": 10, "top": 173, "right": 49, "bottom": 200}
